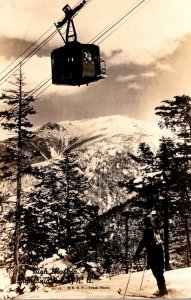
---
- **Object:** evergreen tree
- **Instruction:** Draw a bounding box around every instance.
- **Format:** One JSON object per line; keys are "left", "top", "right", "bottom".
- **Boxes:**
{"left": 23, "top": 150, "right": 101, "bottom": 265}
{"left": 0, "top": 66, "right": 36, "bottom": 283}
{"left": 56, "top": 150, "right": 93, "bottom": 260}
{"left": 154, "top": 138, "right": 178, "bottom": 270}
{"left": 120, "top": 141, "right": 176, "bottom": 270}
{"left": 22, "top": 165, "right": 63, "bottom": 264}
{"left": 155, "top": 95, "right": 191, "bottom": 265}
{"left": 122, "top": 142, "right": 157, "bottom": 207}
{"left": 85, "top": 205, "right": 103, "bottom": 263}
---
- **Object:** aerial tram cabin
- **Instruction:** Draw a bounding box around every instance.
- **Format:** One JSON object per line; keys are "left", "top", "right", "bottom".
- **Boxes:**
{"left": 51, "top": 3, "right": 106, "bottom": 86}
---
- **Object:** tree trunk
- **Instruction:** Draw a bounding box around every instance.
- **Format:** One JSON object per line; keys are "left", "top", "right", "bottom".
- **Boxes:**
{"left": 65, "top": 153, "right": 71, "bottom": 251}
{"left": 12, "top": 65, "right": 22, "bottom": 284}
{"left": 183, "top": 214, "right": 191, "bottom": 267}
{"left": 181, "top": 191, "right": 191, "bottom": 266}
{"left": 163, "top": 197, "right": 170, "bottom": 271}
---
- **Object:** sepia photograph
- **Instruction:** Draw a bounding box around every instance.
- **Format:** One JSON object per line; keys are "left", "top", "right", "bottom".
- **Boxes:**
{"left": 0, "top": 0, "right": 191, "bottom": 298}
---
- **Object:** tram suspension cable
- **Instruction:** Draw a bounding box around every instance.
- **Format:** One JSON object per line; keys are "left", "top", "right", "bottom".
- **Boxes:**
{"left": 0, "top": 0, "right": 151, "bottom": 175}
{"left": 0, "top": 30, "right": 57, "bottom": 86}
{"left": 0, "top": 26, "right": 55, "bottom": 80}
{"left": 30, "top": 0, "right": 149, "bottom": 99}
{"left": 97, "top": 0, "right": 150, "bottom": 46}
{"left": 0, "top": 0, "right": 93, "bottom": 86}
{"left": 92, "top": 0, "right": 147, "bottom": 45}
{"left": 0, "top": 0, "right": 146, "bottom": 91}
{"left": 0, "top": 0, "right": 149, "bottom": 121}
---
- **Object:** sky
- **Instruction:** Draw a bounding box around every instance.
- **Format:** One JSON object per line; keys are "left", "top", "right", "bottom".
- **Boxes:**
{"left": 1, "top": 0, "right": 191, "bottom": 129}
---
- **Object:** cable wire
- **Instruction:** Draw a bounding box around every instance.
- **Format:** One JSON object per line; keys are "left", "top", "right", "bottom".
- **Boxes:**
{"left": 29, "top": 0, "right": 149, "bottom": 100}
{"left": 0, "top": 0, "right": 93, "bottom": 86}
{"left": 1, "top": 0, "right": 149, "bottom": 123}
{"left": 93, "top": 0, "right": 147, "bottom": 44}
{"left": 34, "top": 82, "right": 52, "bottom": 99}
{"left": 0, "top": 29, "right": 57, "bottom": 86}
{"left": 97, "top": 0, "right": 150, "bottom": 45}
{"left": 29, "top": 76, "right": 51, "bottom": 96}
{"left": 0, "top": 0, "right": 94, "bottom": 126}
{"left": 0, "top": 26, "right": 55, "bottom": 80}
{"left": 88, "top": 0, "right": 140, "bottom": 44}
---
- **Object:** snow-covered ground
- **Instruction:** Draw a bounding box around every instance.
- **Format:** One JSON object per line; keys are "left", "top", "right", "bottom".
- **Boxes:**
{"left": 60, "top": 115, "right": 172, "bottom": 150}
{"left": 10, "top": 267, "right": 191, "bottom": 299}
{"left": 0, "top": 269, "right": 11, "bottom": 290}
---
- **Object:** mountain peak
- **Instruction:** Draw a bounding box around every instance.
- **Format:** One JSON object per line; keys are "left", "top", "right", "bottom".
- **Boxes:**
{"left": 39, "top": 122, "right": 65, "bottom": 132}
{"left": 60, "top": 114, "right": 169, "bottom": 139}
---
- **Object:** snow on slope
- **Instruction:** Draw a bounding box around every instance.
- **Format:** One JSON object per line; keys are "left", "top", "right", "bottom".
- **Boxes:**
{"left": 15, "top": 267, "right": 191, "bottom": 299}
{"left": 60, "top": 115, "right": 171, "bottom": 153}
{"left": 60, "top": 115, "right": 165, "bottom": 138}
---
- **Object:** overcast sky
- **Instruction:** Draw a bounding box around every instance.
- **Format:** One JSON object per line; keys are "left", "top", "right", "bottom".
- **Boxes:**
{"left": 1, "top": 0, "right": 191, "bottom": 129}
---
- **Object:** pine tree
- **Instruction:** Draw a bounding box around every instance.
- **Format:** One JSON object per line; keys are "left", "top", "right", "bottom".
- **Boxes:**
{"left": 22, "top": 165, "right": 63, "bottom": 264}
{"left": 0, "top": 66, "right": 36, "bottom": 283}
{"left": 122, "top": 142, "right": 158, "bottom": 208}
{"left": 155, "top": 95, "right": 191, "bottom": 266}
{"left": 85, "top": 205, "right": 103, "bottom": 263}
{"left": 120, "top": 141, "right": 176, "bottom": 270}
{"left": 154, "top": 138, "right": 178, "bottom": 270}
{"left": 23, "top": 149, "right": 101, "bottom": 265}
{"left": 56, "top": 150, "right": 93, "bottom": 260}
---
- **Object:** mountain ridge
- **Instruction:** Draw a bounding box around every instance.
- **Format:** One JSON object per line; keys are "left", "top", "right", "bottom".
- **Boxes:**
{"left": 0, "top": 115, "right": 171, "bottom": 170}
{"left": 38, "top": 114, "right": 171, "bottom": 159}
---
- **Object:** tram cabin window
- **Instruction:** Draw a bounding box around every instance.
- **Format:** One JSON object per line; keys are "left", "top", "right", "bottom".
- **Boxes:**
{"left": 51, "top": 41, "right": 104, "bottom": 86}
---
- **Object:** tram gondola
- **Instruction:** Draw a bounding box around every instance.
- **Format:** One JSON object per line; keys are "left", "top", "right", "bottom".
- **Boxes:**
{"left": 51, "top": 3, "right": 106, "bottom": 86}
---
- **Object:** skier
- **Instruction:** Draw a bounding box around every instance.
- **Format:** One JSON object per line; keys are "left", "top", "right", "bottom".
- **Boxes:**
{"left": 133, "top": 216, "right": 168, "bottom": 297}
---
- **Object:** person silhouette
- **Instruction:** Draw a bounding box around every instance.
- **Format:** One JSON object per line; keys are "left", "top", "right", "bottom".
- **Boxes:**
{"left": 133, "top": 216, "right": 168, "bottom": 296}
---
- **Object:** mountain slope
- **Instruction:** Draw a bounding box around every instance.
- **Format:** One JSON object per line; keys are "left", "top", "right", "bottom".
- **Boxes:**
{"left": 34, "top": 115, "right": 170, "bottom": 160}
{"left": 0, "top": 115, "right": 171, "bottom": 211}
{"left": 59, "top": 115, "right": 169, "bottom": 153}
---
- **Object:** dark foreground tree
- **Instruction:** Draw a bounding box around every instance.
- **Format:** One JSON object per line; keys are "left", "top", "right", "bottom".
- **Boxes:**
{"left": 23, "top": 150, "right": 102, "bottom": 265}
{"left": 0, "top": 66, "right": 35, "bottom": 283}
{"left": 155, "top": 95, "right": 191, "bottom": 266}
{"left": 120, "top": 139, "right": 179, "bottom": 270}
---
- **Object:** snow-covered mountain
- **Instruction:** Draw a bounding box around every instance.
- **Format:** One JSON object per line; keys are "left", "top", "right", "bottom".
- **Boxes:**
{"left": 0, "top": 115, "right": 171, "bottom": 211}
{"left": 25, "top": 115, "right": 171, "bottom": 212}
{"left": 60, "top": 115, "right": 164, "bottom": 140}
{"left": 34, "top": 115, "right": 170, "bottom": 160}
{"left": 1, "top": 115, "right": 171, "bottom": 209}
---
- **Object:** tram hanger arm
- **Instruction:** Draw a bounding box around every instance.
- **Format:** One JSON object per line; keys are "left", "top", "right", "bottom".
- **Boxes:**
{"left": 56, "top": 0, "right": 87, "bottom": 29}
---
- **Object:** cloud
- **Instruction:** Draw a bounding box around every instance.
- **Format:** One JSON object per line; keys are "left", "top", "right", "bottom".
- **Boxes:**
{"left": 102, "top": 0, "right": 191, "bottom": 66}
{"left": 140, "top": 72, "right": 156, "bottom": 79}
{"left": 107, "top": 49, "right": 123, "bottom": 60}
{"left": 116, "top": 74, "right": 137, "bottom": 82}
{"left": 0, "top": 1, "right": 64, "bottom": 41}
{"left": 2, "top": 0, "right": 191, "bottom": 67}
{"left": 2, "top": 0, "right": 191, "bottom": 127}
{"left": 0, "top": 36, "right": 51, "bottom": 60}
{"left": 128, "top": 82, "right": 142, "bottom": 90}
{"left": 155, "top": 63, "right": 173, "bottom": 72}
{"left": 116, "top": 71, "right": 156, "bottom": 82}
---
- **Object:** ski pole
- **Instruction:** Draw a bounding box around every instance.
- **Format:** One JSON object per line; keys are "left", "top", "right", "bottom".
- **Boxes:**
{"left": 139, "top": 268, "right": 146, "bottom": 290}
{"left": 122, "top": 261, "right": 134, "bottom": 299}
{"left": 139, "top": 256, "right": 146, "bottom": 290}
{"left": 123, "top": 271, "right": 132, "bottom": 299}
